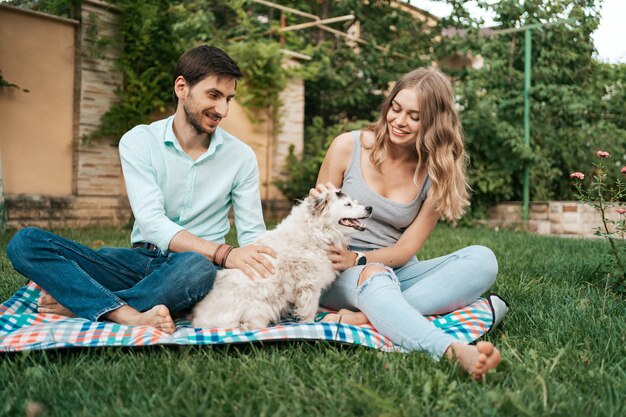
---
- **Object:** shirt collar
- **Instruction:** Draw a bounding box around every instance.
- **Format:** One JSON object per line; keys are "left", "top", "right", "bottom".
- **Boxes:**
{"left": 163, "top": 115, "right": 225, "bottom": 159}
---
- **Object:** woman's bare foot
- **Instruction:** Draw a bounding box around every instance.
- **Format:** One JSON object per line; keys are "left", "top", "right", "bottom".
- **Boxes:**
{"left": 321, "top": 309, "right": 370, "bottom": 325}
{"left": 37, "top": 294, "right": 75, "bottom": 317}
{"left": 445, "top": 341, "right": 501, "bottom": 381}
{"left": 106, "top": 304, "right": 176, "bottom": 334}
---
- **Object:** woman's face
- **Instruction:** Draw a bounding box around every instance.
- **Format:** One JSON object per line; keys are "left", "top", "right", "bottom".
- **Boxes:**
{"left": 385, "top": 88, "right": 420, "bottom": 147}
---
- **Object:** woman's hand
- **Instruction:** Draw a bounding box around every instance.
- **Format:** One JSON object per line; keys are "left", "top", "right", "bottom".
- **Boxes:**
{"left": 314, "top": 183, "right": 354, "bottom": 270}
{"left": 225, "top": 245, "right": 277, "bottom": 279}
{"left": 326, "top": 244, "right": 357, "bottom": 271}
{"left": 309, "top": 182, "right": 338, "bottom": 198}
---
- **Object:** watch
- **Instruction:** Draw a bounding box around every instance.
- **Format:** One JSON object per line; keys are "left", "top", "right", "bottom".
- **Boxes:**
{"left": 354, "top": 251, "right": 367, "bottom": 266}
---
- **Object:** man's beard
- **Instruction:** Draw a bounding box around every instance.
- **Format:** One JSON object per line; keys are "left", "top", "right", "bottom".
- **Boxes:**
{"left": 183, "top": 99, "right": 218, "bottom": 136}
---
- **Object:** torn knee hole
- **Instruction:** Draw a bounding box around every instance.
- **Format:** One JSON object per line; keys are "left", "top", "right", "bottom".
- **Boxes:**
{"left": 357, "top": 265, "right": 388, "bottom": 287}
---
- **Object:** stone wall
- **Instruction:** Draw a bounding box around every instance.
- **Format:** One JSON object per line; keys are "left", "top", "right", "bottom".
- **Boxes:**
{"left": 74, "top": 0, "right": 125, "bottom": 199}
{"left": 273, "top": 64, "right": 305, "bottom": 194}
{"left": 266, "top": 66, "right": 305, "bottom": 219}
{"left": 484, "top": 201, "right": 624, "bottom": 238}
{"left": 6, "top": 195, "right": 131, "bottom": 229}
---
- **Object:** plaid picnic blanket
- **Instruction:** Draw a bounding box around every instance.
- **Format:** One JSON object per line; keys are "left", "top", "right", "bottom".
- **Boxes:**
{"left": 0, "top": 281, "right": 505, "bottom": 352}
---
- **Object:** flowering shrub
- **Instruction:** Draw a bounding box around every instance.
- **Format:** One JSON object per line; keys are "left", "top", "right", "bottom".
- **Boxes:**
{"left": 570, "top": 151, "right": 626, "bottom": 296}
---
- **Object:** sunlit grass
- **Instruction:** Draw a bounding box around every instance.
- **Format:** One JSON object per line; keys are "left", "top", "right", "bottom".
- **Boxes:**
{"left": 1, "top": 225, "right": 624, "bottom": 417}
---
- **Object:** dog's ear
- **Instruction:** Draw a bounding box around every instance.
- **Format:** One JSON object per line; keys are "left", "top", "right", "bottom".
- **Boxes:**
{"left": 309, "top": 189, "right": 338, "bottom": 216}
{"left": 310, "top": 195, "right": 328, "bottom": 217}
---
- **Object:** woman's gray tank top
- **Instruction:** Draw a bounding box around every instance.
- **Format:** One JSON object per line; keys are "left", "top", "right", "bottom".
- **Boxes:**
{"left": 341, "top": 130, "right": 431, "bottom": 249}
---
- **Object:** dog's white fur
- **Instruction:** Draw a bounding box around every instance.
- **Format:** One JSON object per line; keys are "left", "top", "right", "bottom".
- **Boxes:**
{"left": 191, "top": 189, "right": 371, "bottom": 329}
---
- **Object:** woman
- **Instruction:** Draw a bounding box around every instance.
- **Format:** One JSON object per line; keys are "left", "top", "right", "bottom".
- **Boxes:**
{"left": 313, "top": 67, "right": 501, "bottom": 380}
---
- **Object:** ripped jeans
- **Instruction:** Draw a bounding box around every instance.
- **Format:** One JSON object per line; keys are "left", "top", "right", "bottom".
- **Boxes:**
{"left": 319, "top": 245, "right": 498, "bottom": 359}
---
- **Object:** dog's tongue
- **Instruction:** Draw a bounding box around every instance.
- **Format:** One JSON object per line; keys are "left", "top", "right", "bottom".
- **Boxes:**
{"left": 340, "top": 218, "right": 366, "bottom": 231}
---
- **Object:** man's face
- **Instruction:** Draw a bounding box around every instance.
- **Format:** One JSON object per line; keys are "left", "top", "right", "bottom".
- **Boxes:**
{"left": 181, "top": 75, "right": 237, "bottom": 135}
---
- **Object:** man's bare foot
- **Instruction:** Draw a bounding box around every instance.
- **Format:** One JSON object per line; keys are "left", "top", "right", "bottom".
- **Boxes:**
{"left": 445, "top": 341, "right": 501, "bottom": 381}
{"left": 37, "top": 294, "right": 75, "bottom": 317}
{"left": 321, "top": 309, "right": 369, "bottom": 325}
{"left": 106, "top": 304, "right": 176, "bottom": 334}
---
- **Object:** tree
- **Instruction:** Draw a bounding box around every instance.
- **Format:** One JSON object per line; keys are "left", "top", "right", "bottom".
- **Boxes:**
{"left": 284, "top": 0, "right": 435, "bottom": 125}
{"left": 10, "top": 0, "right": 624, "bottom": 210}
{"left": 437, "top": 0, "right": 626, "bottom": 214}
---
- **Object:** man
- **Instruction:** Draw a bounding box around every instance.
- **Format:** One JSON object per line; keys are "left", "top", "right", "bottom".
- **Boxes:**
{"left": 7, "top": 45, "right": 275, "bottom": 334}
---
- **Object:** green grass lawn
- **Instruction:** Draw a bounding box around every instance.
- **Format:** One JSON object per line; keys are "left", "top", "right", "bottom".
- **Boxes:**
{"left": 1, "top": 225, "right": 624, "bottom": 417}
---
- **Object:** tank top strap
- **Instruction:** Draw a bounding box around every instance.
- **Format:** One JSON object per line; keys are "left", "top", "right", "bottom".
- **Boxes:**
{"left": 350, "top": 130, "right": 361, "bottom": 145}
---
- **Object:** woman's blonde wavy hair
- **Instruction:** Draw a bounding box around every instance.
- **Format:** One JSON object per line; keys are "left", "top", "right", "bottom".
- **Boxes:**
{"left": 364, "top": 67, "right": 470, "bottom": 221}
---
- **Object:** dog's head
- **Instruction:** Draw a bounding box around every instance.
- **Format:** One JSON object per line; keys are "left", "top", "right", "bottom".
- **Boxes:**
{"left": 307, "top": 189, "right": 372, "bottom": 237}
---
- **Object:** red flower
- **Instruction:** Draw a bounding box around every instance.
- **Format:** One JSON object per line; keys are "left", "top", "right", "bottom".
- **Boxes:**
{"left": 570, "top": 172, "right": 585, "bottom": 180}
{"left": 621, "top": 166, "right": 626, "bottom": 175}
{"left": 618, "top": 209, "right": 626, "bottom": 215}
{"left": 596, "top": 150, "right": 610, "bottom": 158}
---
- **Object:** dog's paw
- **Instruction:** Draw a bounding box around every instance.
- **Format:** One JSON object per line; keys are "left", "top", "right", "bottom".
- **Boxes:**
{"left": 191, "top": 316, "right": 211, "bottom": 328}
{"left": 296, "top": 314, "right": 316, "bottom": 323}
{"left": 190, "top": 314, "right": 218, "bottom": 329}
{"left": 240, "top": 319, "right": 270, "bottom": 330}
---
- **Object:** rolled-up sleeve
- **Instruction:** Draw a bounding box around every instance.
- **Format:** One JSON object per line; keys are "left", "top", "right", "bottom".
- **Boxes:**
{"left": 231, "top": 149, "right": 266, "bottom": 246}
{"left": 119, "top": 130, "right": 184, "bottom": 250}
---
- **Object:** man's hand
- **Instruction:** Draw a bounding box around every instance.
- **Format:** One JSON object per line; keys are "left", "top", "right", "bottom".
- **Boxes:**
{"left": 325, "top": 244, "right": 357, "bottom": 271}
{"left": 224, "top": 244, "right": 277, "bottom": 279}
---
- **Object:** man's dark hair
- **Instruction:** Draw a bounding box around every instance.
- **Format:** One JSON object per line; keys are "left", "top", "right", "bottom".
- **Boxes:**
{"left": 172, "top": 45, "right": 243, "bottom": 104}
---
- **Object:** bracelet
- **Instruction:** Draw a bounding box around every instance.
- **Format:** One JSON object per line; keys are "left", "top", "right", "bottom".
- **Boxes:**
{"left": 222, "top": 245, "right": 234, "bottom": 267}
{"left": 213, "top": 244, "right": 235, "bottom": 267}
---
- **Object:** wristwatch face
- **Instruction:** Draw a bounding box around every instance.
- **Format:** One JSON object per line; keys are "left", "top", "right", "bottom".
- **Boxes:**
{"left": 357, "top": 254, "right": 367, "bottom": 265}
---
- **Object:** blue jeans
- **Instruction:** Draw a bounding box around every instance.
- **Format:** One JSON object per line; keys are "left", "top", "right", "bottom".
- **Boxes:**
{"left": 320, "top": 245, "right": 498, "bottom": 359}
{"left": 6, "top": 227, "right": 216, "bottom": 321}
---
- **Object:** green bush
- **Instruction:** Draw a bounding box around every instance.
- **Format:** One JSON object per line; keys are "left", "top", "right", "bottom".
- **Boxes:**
{"left": 275, "top": 117, "right": 369, "bottom": 202}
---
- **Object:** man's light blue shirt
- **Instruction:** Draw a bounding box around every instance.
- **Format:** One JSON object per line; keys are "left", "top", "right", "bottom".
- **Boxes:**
{"left": 119, "top": 115, "right": 266, "bottom": 251}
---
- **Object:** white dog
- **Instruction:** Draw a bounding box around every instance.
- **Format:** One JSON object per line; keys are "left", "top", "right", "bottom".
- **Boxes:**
{"left": 191, "top": 189, "right": 372, "bottom": 329}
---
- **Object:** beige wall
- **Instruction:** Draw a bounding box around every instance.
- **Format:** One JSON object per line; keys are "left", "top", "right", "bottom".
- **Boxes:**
{"left": 220, "top": 63, "right": 304, "bottom": 203}
{"left": 0, "top": 2, "right": 303, "bottom": 227}
{"left": 220, "top": 101, "right": 273, "bottom": 201}
{"left": 0, "top": 5, "right": 76, "bottom": 195}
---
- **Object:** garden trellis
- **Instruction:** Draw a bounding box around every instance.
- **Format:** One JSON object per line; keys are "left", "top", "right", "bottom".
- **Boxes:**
{"left": 487, "top": 18, "right": 576, "bottom": 220}
{"left": 251, "top": 0, "right": 403, "bottom": 55}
